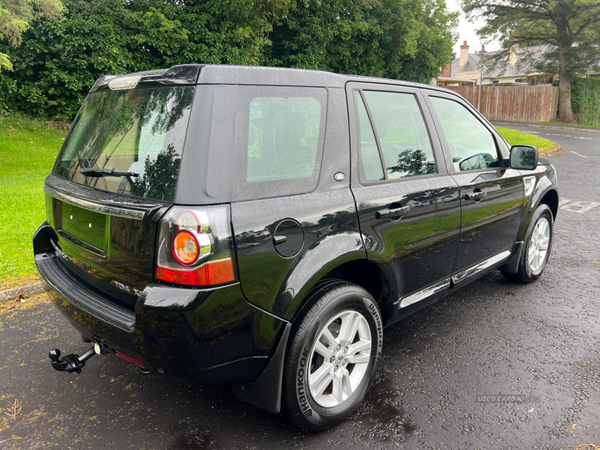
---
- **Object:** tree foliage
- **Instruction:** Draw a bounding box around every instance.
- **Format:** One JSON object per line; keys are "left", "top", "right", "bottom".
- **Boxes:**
{"left": 269, "top": 0, "right": 457, "bottom": 83}
{"left": 0, "top": 0, "right": 64, "bottom": 70}
{"left": 463, "top": 0, "right": 600, "bottom": 123}
{"left": 0, "top": 0, "right": 457, "bottom": 119}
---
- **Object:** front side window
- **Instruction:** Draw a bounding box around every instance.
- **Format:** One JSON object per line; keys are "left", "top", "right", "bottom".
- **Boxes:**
{"left": 429, "top": 97, "right": 499, "bottom": 172}
{"left": 54, "top": 86, "right": 194, "bottom": 202}
{"left": 356, "top": 90, "right": 437, "bottom": 183}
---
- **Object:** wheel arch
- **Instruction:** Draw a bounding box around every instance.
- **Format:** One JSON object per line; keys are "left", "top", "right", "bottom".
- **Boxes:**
{"left": 538, "top": 188, "right": 559, "bottom": 221}
{"left": 286, "top": 258, "right": 392, "bottom": 326}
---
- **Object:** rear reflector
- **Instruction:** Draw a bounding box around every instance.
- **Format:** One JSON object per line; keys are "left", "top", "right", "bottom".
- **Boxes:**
{"left": 114, "top": 350, "right": 146, "bottom": 368}
{"left": 157, "top": 259, "right": 235, "bottom": 286}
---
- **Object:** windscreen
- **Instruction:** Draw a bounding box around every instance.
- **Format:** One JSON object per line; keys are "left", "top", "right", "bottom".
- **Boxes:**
{"left": 54, "top": 86, "right": 194, "bottom": 202}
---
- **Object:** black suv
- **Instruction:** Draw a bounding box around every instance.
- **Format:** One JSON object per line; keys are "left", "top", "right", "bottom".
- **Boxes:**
{"left": 34, "top": 64, "right": 558, "bottom": 431}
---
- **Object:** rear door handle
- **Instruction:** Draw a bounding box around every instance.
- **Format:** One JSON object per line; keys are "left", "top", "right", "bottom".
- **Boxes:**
{"left": 375, "top": 205, "right": 410, "bottom": 219}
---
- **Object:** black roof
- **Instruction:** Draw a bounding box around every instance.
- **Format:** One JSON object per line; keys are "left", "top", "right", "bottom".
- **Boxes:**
{"left": 91, "top": 64, "right": 454, "bottom": 95}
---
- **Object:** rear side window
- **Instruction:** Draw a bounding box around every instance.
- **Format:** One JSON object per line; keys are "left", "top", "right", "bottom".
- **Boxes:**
{"left": 233, "top": 87, "right": 327, "bottom": 201}
{"left": 356, "top": 90, "right": 437, "bottom": 183}
{"left": 247, "top": 96, "right": 321, "bottom": 182}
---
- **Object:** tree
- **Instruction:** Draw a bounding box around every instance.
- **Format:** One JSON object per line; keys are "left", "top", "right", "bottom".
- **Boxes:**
{"left": 0, "top": 0, "right": 64, "bottom": 70}
{"left": 463, "top": 0, "right": 600, "bottom": 123}
{"left": 267, "top": 0, "right": 458, "bottom": 84}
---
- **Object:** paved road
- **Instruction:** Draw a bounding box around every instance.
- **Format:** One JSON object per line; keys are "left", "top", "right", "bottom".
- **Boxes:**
{"left": 1, "top": 125, "right": 599, "bottom": 449}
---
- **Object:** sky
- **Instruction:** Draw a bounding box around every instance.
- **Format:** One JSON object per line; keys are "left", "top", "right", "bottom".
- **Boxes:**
{"left": 445, "top": 0, "right": 500, "bottom": 58}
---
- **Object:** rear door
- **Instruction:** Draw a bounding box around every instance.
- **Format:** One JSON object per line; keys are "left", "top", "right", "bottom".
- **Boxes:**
{"left": 423, "top": 92, "right": 524, "bottom": 280}
{"left": 347, "top": 83, "right": 461, "bottom": 310}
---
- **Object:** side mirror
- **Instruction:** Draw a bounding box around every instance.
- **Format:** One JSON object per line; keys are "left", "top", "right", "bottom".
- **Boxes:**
{"left": 509, "top": 145, "right": 538, "bottom": 170}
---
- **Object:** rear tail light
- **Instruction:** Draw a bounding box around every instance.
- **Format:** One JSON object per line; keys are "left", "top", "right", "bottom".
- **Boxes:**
{"left": 156, "top": 205, "right": 236, "bottom": 286}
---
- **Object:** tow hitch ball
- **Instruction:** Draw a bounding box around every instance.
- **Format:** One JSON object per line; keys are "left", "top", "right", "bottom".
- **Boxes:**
{"left": 49, "top": 343, "right": 108, "bottom": 374}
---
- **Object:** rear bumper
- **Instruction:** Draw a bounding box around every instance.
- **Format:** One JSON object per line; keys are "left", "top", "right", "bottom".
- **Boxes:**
{"left": 34, "top": 222, "right": 288, "bottom": 383}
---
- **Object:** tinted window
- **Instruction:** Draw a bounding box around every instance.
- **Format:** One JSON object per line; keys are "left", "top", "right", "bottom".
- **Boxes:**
{"left": 233, "top": 87, "right": 326, "bottom": 201}
{"left": 247, "top": 96, "right": 321, "bottom": 182}
{"left": 54, "top": 86, "right": 194, "bottom": 202}
{"left": 356, "top": 93, "right": 384, "bottom": 182}
{"left": 360, "top": 91, "right": 436, "bottom": 181}
{"left": 429, "top": 97, "right": 499, "bottom": 172}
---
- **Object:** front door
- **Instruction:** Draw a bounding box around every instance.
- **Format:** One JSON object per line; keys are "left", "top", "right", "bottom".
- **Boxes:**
{"left": 424, "top": 93, "right": 524, "bottom": 279}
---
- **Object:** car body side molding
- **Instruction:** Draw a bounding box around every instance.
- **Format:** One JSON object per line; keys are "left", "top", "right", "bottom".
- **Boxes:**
{"left": 451, "top": 250, "right": 512, "bottom": 285}
{"left": 397, "top": 278, "right": 451, "bottom": 308}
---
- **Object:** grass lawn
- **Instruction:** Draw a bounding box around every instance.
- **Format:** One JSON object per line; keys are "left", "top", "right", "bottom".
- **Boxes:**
{"left": 495, "top": 126, "right": 557, "bottom": 152}
{"left": 0, "top": 116, "right": 66, "bottom": 287}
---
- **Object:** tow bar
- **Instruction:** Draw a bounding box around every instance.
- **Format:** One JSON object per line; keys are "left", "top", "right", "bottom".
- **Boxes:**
{"left": 49, "top": 343, "right": 108, "bottom": 374}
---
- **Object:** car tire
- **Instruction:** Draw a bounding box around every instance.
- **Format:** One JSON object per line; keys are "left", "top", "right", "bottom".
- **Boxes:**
{"left": 504, "top": 204, "right": 553, "bottom": 283}
{"left": 282, "top": 281, "right": 383, "bottom": 432}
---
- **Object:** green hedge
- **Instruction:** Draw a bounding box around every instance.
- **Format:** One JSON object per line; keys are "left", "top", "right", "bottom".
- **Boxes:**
{"left": 572, "top": 77, "right": 600, "bottom": 126}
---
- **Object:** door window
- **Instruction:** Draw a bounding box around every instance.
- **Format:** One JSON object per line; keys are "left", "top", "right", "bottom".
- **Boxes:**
{"left": 356, "top": 94, "right": 385, "bottom": 181}
{"left": 356, "top": 90, "right": 437, "bottom": 183}
{"left": 429, "top": 97, "right": 499, "bottom": 172}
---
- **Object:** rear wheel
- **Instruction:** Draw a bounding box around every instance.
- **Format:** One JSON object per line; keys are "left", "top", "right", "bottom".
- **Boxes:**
{"left": 503, "top": 204, "right": 553, "bottom": 283}
{"left": 283, "top": 282, "right": 382, "bottom": 432}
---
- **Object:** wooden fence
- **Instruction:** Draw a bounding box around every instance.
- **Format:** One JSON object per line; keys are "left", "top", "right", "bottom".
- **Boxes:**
{"left": 445, "top": 85, "right": 558, "bottom": 123}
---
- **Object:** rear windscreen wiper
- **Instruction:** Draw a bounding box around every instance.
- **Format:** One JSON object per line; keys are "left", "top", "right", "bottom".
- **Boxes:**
{"left": 80, "top": 168, "right": 139, "bottom": 177}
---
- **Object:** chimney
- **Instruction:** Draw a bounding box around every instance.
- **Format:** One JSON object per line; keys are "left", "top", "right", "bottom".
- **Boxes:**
{"left": 459, "top": 40, "right": 470, "bottom": 68}
{"left": 509, "top": 42, "right": 519, "bottom": 67}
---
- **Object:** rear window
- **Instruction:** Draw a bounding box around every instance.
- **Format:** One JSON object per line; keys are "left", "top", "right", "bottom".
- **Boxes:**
{"left": 233, "top": 86, "right": 327, "bottom": 201}
{"left": 54, "top": 86, "right": 194, "bottom": 202}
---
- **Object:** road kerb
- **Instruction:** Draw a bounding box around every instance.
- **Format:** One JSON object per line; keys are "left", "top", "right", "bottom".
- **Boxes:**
{"left": 493, "top": 121, "right": 600, "bottom": 134}
{"left": 0, "top": 280, "right": 47, "bottom": 303}
{"left": 540, "top": 144, "right": 564, "bottom": 156}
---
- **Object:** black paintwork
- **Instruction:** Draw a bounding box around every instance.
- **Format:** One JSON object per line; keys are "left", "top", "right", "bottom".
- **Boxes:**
{"left": 34, "top": 64, "right": 559, "bottom": 415}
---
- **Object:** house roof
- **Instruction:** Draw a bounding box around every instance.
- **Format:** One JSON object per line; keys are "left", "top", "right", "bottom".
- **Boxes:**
{"left": 451, "top": 45, "right": 555, "bottom": 79}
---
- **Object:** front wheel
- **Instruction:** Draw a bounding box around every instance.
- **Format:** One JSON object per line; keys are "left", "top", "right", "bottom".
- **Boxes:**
{"left": 282, "top": 281, "right": 383, "bottom": 432}
{"left": 504, "top": 204, "right": 553, "bottom": 283}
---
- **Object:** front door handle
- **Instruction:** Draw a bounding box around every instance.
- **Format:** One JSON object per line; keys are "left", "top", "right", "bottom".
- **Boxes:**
{"left": 375, "top": 205, "right": 410, "bottom": 220}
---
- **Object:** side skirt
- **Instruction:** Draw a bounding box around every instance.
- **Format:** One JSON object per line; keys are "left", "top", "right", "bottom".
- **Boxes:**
{"left": 386, "top": 249, "right": 515, "bottom": 327}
